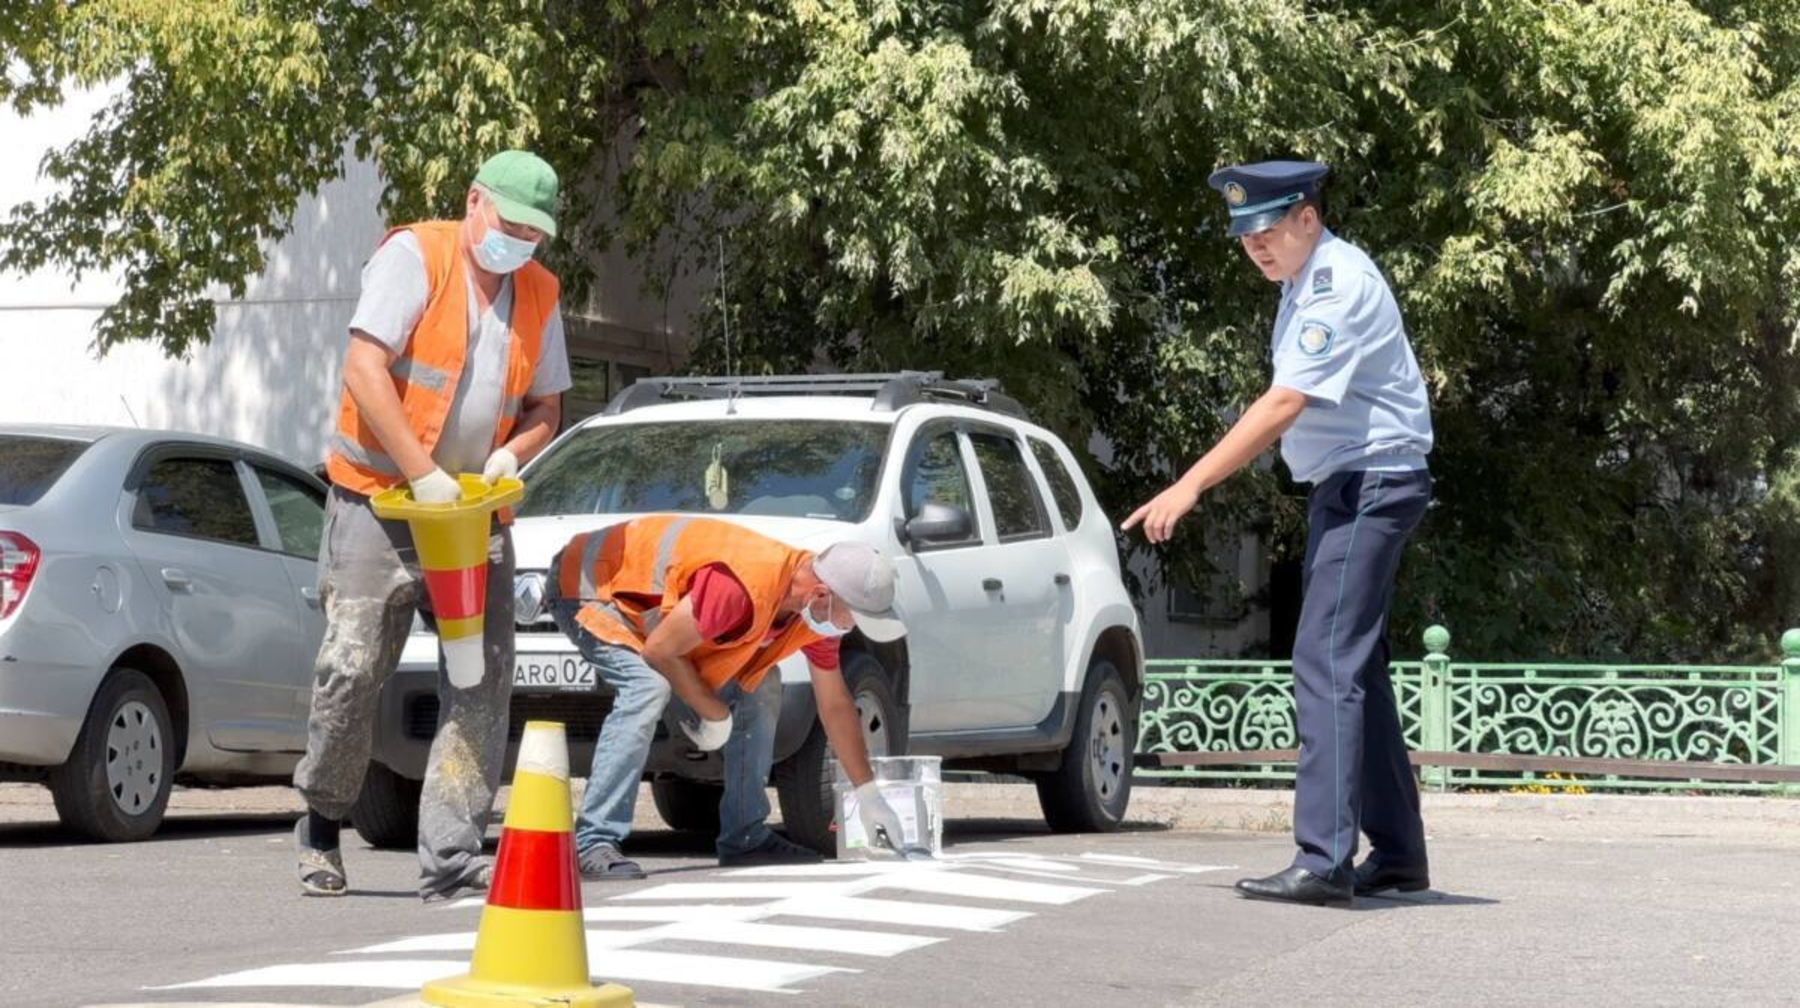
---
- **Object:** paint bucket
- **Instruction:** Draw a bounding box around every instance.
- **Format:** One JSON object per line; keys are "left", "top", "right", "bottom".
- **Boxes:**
{"left": 834, "top": 756, "right": 943, "bottom": 860}
{"left": 370, "top": 474, "right": 524, "bottom": 689}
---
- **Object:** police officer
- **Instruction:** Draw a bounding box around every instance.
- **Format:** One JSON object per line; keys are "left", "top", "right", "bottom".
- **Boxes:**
{"left": 1123, "top": 160, "right": 1434, "bottom": 907}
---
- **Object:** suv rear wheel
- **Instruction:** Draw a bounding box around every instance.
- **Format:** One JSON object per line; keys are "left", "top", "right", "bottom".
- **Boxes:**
{"left": 775, "top": 649, "right": 903, "bottom": 854}
{"left": 49, "top": 668, "right": 176, "bottom": 842}
{"left": 1036, "top": 658, "right": 1133, "bottom": 833}
{"left": 351, "top": 761, "right": 422, "bottom": 850}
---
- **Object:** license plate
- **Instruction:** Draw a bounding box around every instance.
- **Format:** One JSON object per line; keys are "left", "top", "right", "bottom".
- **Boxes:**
{"left": 512, "top": 653, "right": 596, "bottom": 692}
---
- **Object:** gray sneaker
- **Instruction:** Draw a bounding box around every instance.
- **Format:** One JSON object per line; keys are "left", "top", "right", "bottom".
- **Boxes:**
{"left": 579, "top": 842, "right": 647, "bottom": 880}
{"left": 719, "top": 831, "right": 824, "bottom": 867}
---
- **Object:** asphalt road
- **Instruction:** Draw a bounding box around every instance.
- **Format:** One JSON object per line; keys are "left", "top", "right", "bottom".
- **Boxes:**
{"left": 3, "top": 782, "right": 1799, "bottom": 1007}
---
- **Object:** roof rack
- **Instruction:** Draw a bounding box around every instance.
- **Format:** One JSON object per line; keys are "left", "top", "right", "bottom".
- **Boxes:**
{"left": 601, "top": 371, "right": 1028, "bottom": 419}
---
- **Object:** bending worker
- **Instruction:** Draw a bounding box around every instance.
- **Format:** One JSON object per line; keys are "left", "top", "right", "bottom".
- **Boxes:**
{"left": 1125, "top": 160, "right": 1434, "bottom": 907}
{"left": 548, "top": 515, "right": 908, "bottom": 877}
{"left": 293, "top": 150, "right": 571, "bottom": 901}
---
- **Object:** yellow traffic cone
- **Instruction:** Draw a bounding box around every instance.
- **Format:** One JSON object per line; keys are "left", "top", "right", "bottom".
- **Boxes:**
{"left": 371, "top": 474, "right": 523, "bottom": 689}
{"left": 420, "top": 720, "right": 634, "bottom": 1008}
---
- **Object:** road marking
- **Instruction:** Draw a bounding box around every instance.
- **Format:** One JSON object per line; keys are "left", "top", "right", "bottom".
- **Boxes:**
{"left": 166, "top": 960, "right": 471, "bottom": 991}
{"left": 580, "top": 949, "right": 850, "bottom": 992}
{"left": 583, "top": 903, "right": 768, "bottom": 923}
{"left": 170, "top": 950, "right": 849, "bottom": 994}
{"left": 613, "top": 881, "right": 850, "bottom": 901}
{"left": 157, "top": 850, "right": 1225, "bottom": 1001}
{"left": 722, "top": 860, "right": 950, "bottom": 878}
{"left": 1075, "top": 852, "right": 1233, "bottom": 874}
{"left": 773, "top": 894, "right": 1029, "bottom": 931}
{"left": 867, "top": 870, "right": 1104, "bottom": 905}
{"left": 351, "top": 920, "right": 938, "bottom": 958}
{"left": 661, "top": 920, "right": 938, "bottom": 957}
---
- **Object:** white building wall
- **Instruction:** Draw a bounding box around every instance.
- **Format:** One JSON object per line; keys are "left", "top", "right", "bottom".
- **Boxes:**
{"left": 0, "top": 88, "right": 384, "bottom": 468}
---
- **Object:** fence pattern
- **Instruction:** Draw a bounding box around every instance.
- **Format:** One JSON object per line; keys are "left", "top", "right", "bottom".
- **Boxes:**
{"left": 1137, "top": 626, "right": 1800, "bottom": 791}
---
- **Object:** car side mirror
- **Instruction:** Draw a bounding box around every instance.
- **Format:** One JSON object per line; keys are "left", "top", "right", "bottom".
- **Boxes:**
{"left": 902, "top": 501, "right": 973, "bottom": 547}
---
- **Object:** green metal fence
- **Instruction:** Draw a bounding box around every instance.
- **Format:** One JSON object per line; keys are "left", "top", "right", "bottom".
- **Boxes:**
{"left": 1136, "top": 626, "right": 1800, "bottom": 791}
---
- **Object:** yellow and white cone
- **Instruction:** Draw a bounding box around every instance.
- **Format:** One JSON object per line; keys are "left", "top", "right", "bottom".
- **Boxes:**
{"left": 420, "top": 721, "right": 633, "bottom": 1008}
{"left": 371, "top": 474, "right": 522, "bottom": 689}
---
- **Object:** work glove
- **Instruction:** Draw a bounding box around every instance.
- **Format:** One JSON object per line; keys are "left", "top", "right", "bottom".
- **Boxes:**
{"left": 854, "top": 781, "right": 907, "bottom": 852}
{"left": 679, "top": 712, "right": 733, "bottom": 752}
{"left": 410, "top": 467, "right": 463, "bottom": 504}
{"left": 481, "top": 447, "right": 519, "bottom": 485}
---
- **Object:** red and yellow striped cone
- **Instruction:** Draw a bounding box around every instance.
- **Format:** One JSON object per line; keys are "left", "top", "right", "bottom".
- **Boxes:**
{"left": 421, "top": 720, "right": 633, "bottom": 1008}
{"left": 371, "top": 474, "right": 524, "bottom": 689}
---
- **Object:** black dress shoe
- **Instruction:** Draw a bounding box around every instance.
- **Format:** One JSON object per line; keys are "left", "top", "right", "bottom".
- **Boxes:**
{"left": 1353, "top": 857, "right": 1430, "bottom": 896}
{"left": 1235, "top": 866, "right": 1353, "bottom": 908}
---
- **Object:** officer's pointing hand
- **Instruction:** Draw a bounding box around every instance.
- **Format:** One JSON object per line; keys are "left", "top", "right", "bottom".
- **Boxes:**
{"left": 1121, "top": 481, "right": 1200, "bottom": 545}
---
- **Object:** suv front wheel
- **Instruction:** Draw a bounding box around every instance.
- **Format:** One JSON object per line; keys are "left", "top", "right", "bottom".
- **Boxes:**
{"left": 775, "top": 649, "right": 903, "bottom": 854}
{"left": 1036, "top": 657, "right": 1133, "bottom": 832}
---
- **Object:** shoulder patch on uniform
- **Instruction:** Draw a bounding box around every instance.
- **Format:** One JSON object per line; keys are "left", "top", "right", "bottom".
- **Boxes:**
{"left": 1296, "top": 319, "right": 1335, "bottom": 357}
{"left": 1311, "top": 267, "right": 1332, "bottom": 295}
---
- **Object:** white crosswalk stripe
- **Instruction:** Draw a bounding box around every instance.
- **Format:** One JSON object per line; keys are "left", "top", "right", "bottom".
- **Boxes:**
{"left": 158, "top": 851, "right": 1227, "bottom": 1000}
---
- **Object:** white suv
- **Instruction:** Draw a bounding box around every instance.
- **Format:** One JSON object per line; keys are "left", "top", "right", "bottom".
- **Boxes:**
{"left": 355, "top": 373, "right": 1144, "bottom": 852}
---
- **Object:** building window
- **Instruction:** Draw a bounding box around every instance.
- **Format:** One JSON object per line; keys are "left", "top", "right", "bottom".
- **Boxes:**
{"left": 1166, "top": 530, "right": 1251, "bottom": 625}
{"left": 617, "top": 363, "right": 651, "bottom": 389}
{"left": 1167, "top": 580, "right": 1247, "bottom": 624}
{"left": 565, "top": 355, "right": 614, "bottom": 429}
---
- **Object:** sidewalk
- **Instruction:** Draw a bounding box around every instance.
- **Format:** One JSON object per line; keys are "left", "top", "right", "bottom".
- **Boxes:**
{"left": 6, "top": 779, "right": 1797, "bottom": 847}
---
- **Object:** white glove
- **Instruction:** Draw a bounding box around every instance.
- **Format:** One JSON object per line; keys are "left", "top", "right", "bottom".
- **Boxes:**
{"left": 854, "top": 781, "right": 906, "bottom": 851}
{"left": 481, "top": 447, "right": 519, "bottom": 485}
{"left": 409, "top": 467, "right": 463, "bottom": 504}
{"left": 680, "top": 712, "right": 733, "bottom": 751}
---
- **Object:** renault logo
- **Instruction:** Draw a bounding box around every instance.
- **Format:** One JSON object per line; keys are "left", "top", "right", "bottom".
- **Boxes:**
{"left": 514, "top": 571, "right": 548, "bottom": 628}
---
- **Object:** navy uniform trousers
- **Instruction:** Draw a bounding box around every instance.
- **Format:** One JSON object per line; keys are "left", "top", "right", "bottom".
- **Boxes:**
{"left": 1290, "top": 468, "right": 1432, "bottom": 881}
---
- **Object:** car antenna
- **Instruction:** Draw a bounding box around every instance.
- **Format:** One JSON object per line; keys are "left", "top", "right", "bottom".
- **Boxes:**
{"left": 118, "top": 395, "right": 141, "bottom": 427}
{"left": 718, "top": 234, "right": 739, "bottom": 416}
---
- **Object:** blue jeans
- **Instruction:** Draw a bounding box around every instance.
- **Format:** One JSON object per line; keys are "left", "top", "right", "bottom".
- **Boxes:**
{"left": 554, "top": 607, "right": 782, "bottom": 859}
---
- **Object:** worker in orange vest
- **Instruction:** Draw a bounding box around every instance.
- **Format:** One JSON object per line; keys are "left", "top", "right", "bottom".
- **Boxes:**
{"left": 548, "top": 516, "right": 909, "bottom": 876}
{"left": 292, "top": 151, "right": 571, "bottom": 901}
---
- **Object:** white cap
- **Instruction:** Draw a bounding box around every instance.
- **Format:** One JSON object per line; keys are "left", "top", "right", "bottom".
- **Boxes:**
{"left": 813, "top": 541, "right": 906, "bottom": 642}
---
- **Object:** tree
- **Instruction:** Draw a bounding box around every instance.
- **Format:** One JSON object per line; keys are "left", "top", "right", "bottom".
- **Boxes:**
{"left": 7, "top": 0, "right": 1799, "bottom": 661}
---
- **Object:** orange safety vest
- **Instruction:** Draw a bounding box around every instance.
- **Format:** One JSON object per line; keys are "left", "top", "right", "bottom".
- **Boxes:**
{"left": 325, "top": 220, "right": 558, "bottom": 499}
{"left": 553, "top": 516, "right": 821, "bottom": 692}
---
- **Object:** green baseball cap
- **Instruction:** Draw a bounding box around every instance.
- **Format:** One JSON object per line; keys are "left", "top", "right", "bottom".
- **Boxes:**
{"left": 473, "top": 150, "right": 559, "bottom": 238}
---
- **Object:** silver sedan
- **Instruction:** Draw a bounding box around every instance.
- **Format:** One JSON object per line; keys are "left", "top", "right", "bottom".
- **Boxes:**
{"left": 0, "top": 425, "right": 327, "bottom": 840}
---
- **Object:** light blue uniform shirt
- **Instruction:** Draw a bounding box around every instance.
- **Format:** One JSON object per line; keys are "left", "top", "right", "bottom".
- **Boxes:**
{"left": 1269, "top": 229, "right": 1433, "bottom": 484}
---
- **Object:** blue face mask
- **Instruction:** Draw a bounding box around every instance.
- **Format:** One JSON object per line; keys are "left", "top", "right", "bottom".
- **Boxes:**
{"left": 802, "top": 593, "right": 850, "bottom": 638}
{"left": 472, "top": 225, "right": 538, "bottom": 274}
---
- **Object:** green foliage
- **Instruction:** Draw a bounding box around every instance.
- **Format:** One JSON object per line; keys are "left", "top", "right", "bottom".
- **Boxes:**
{"left": 6, "top": 0, "right": 1799, "bottom": 661}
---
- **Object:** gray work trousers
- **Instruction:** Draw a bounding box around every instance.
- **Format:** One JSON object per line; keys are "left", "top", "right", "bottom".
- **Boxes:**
{"left": 292, "top": 485, "right": 515, "bottom": 899}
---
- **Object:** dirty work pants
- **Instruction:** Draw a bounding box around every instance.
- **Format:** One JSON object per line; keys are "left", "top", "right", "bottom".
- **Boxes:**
{"left": 550, "top": 607, "right": 783, "bottom": 860}
{"left": 292, "top": 485, "right": 515, "bottom": 899}
{"left": 1290, "top": 469, "right": 1431, "bottom": 883}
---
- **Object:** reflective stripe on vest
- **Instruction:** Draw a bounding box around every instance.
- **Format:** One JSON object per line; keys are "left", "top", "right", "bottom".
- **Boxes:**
{"left": 649, "top": 517, "right": 694, "bottom": 595}
{"left": 576, "top": 529, "right": 607, "bottom": 600}
{"left": 389, "top": 356, "right": 453, "bottom": 394}
{"left": 329, "top": 432, "right": 401, "bottom": 477}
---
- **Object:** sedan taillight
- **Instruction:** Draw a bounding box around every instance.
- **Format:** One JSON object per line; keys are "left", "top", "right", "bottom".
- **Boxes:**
{"left": 0, "top": 532, "right": 41, "bottom": 619}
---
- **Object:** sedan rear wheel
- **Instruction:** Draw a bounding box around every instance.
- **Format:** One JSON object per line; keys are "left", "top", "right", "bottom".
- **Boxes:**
{"left": 49, "top": 668, "right": 176, "bottom": 842}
